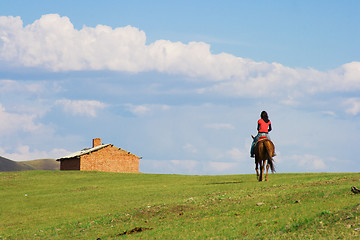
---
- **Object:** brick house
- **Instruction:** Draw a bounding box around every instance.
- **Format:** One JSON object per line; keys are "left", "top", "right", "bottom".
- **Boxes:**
{"left": 57, "top": 138, "right": 140, "bottom": 173}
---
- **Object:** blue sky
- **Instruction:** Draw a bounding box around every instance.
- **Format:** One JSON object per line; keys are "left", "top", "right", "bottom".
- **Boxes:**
{"left": 0, "top": 1, "right": 359, "bottom": 174}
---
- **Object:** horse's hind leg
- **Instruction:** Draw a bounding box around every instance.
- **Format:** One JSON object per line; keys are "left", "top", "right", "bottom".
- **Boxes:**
{"left": 255, "top": 161, "right": 260, "bottom": 180}
{"left": 259, "top": 161, "right": 264, "bottom": 181}
{"left": 265, "top": 160, "right": 269, "bottom": 181}
{"left": 262, "top": 161, "right": 266, "bottom": 181}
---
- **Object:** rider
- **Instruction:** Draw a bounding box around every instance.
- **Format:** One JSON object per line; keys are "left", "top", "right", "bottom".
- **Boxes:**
{"left": 250, "top": 111, "right": 272, "bottom": 158}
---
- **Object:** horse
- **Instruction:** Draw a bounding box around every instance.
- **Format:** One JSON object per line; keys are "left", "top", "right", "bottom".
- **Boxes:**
{"left": 252, "top": 135, "right": 275, "bottom": 181}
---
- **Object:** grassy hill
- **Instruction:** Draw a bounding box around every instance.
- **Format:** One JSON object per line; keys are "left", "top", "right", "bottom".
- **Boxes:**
{"left": 0, "top": 171, "right": 360, "bottom": 239}
{"left": 0, "top": 157, "right": 59, "bottom": 171}
{"left": 0, "top": 156, "right": 35, "bottom": 171}
{"left": 22, "top": 159, "right": 60, "bottom": 171}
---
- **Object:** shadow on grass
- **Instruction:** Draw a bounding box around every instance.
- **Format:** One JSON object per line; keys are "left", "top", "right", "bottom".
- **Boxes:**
{"left": 207, "top": 181, "right": 243, "bottom": 185}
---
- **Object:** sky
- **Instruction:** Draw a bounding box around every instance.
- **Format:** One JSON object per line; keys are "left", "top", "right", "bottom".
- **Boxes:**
{"left": 0, "top": 0, "right": 359, "bottom": 175}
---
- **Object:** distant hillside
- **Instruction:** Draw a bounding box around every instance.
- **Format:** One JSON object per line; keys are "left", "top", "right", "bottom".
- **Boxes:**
{"left": 0, "top": 157, "right": 59, "bottom": 172}
{"left": 23, "top": 159, "right": 60, "bottom": 171}
{"left": 0, "top": 156, "right": 34, "bottom": 171}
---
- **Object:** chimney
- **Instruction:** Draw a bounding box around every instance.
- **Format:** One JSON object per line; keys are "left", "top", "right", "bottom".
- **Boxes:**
{"left": 92, "top": 138, "right": 102, "bottom": 148}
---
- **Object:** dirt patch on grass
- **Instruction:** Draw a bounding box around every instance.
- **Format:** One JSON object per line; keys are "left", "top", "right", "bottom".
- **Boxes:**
{"left": 134, "top": 204, "right": 194, "bottom": 219}
{"left": 117, "top": 227, "right": 153, "bottom": 236}
{"left": 308, "top": 177, "right": 359, "bottom": 187}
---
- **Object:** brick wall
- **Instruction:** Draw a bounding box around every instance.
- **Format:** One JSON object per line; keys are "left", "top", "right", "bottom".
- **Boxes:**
{"left": 80, "top": 145, "right": 139, "bottom": 173}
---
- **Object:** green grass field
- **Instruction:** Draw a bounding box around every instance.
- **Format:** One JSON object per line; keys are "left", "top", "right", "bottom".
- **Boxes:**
{"left": 1, "top": 171, "right": 360, "bottom": 239}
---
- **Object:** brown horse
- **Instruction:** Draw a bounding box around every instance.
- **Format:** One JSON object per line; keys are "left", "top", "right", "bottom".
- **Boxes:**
{"left": 252, "top": 135, "right": 275, "bottom": 181}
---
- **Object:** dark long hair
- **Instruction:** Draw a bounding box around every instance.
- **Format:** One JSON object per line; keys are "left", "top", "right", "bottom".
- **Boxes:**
{"left": 261, "top": 111, "right": 270, "bottom": 123}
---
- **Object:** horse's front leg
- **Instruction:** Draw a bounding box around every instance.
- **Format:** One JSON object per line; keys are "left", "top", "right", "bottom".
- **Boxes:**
{"left": 265, "top": 160, "right": 269, "bottom": 181}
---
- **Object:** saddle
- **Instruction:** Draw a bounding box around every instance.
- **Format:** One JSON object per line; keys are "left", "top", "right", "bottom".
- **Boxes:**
{"left": 255, "top": 136, "right": 276, "bottom": 157}
{"left": 254, "top": 136, "right": 269, "bottom": 148}
{"left": 258, "top": 136, "right": 268, "bottom": 141}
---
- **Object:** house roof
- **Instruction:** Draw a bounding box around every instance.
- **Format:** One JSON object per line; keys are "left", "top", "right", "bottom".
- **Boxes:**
{"left": 57, "top": 144, "right": 112, "bottom": 160}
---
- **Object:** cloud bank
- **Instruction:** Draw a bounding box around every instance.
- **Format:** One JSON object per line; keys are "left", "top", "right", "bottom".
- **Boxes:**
{"left": 1, "top": 14, "right": 359, "bottom": 100}
{"left": 56, "top": 99, "right": 107, "bottom": 117}
{"left": 0, "top": 104, "right": 41, "bottom": 134}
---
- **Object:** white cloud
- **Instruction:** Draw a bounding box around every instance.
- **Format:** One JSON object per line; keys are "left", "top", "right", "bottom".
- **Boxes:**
{"left": 0, "top": 14, "right": 148, "bottom": 71}
{"left": 0, "top": 79, "right": 47, "bottom": 94}
{"left": 343, "top": 98, "right": 360, "bottom": 115}
{"left": 0, "top": 104, "right": 43, "bottom": 135}
{"left": 321, "top": 111, "right": 337, "bottom": 117}
{"left": 279, "top": 95, "right": 300, "bottom": 106}
{"left": 126, "top": 104, "right": 150, "bottom": 116}
{"left": 200, "top": 62, "right": 360, "bottom": 99}
{"left": 147, "top": 40, "right": 259, "bottom": 81}
{"left": 1, "top": 14, "right": 359, "bottom": 102}
{"left": 125, "top": 104, "right": 171, "bottom": 116}
{"left": 0, "top": 145, "right": 71, "bottom": 161}
{"left": 56, "top": 99, "right": 106, "bottom": 117}
{"left": 339, "top": 62, "right": 360, "bottom": 90}
{"left": 292, "top": 154, "right": 327, "bottom": 171}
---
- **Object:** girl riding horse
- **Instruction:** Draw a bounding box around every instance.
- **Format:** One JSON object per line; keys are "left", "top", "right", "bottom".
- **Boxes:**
{"left": 250, "top": 111, "right": 274, "bottom": 158}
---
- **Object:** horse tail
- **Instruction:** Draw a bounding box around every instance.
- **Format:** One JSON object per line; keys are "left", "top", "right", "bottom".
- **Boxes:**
{"left": 264, "top": 140, "right": 276, "bottom": 173}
